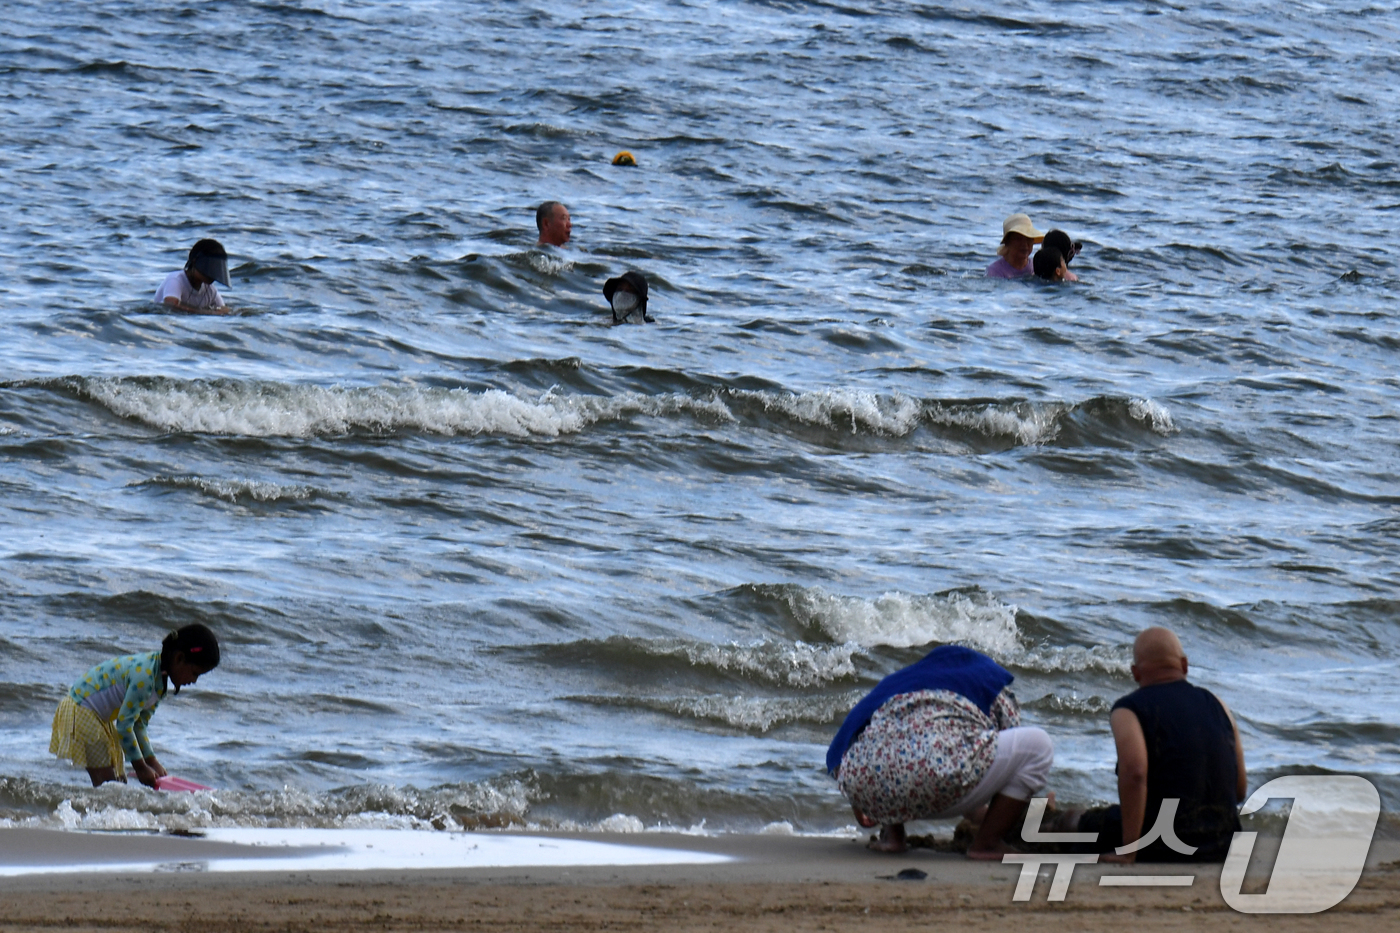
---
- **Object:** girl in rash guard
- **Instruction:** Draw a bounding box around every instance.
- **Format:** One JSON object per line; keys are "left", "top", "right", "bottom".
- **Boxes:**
{"left": 50, "top": 624, "right": 220, "bottom": 787}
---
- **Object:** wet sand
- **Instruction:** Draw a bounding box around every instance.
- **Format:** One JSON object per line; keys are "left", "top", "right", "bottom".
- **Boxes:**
{"left": 1, "top": 829, "right": 1397, "bottom": 932}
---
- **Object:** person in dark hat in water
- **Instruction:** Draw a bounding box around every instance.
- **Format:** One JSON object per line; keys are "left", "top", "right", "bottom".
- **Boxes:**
{"left": 154, "top": 239, "right": 232, "bottom": 314}
{"left": 603, "top": 271, "right": 653, "bottom": 325}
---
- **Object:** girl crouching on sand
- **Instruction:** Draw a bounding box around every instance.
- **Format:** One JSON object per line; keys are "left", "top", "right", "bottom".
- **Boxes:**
{"left": 50, "top": 624, "right": 220, "bottom": 787}
{"left": 827, "top": 645, "right": 1053, "bottom": 858}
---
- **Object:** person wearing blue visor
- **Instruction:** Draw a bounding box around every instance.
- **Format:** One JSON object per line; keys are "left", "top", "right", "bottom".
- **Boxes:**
{"left": 154, "top": 239, "right": 232, "bottom": 314}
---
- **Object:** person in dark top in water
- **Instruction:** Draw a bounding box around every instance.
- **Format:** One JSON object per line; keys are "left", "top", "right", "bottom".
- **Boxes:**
{"left": 1064, "top": 627, "right": 1246, "bottom": 862}
{"left": 603, "top": 271, "right": 653, "bottom": 324}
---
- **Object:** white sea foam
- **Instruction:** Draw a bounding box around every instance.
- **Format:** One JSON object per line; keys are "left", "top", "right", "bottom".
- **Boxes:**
{"left": 731, "top": 388, "right": 924, "bottom": 436}
{"left": 662, "top": 692, "right": 864, "bottom": 731}
{"left": 1026, "top": 693, "right": 1115, "bottom": 715}
{"left": 660, "top": 639, "right": 859, "bottom": 687}
{"left": 77, "top": 377, "right": 732, "bottom": 438}
{"left": 778, "top": 585, "right": 1129, "bottom": 674}
{"left": 525, "top": 251, "right": 573, "bottom": 275}
{"left": 15, "top": 779, "right": 541, "bottom": 834}
{"left": 137, "top": 475, "right": 321, "bottom": 504}
{"left": 532, "top": 816, "right": 715, "bottom": 836}
{"left": 1015, "top": 643, "right": 1132, "bottom": 676}
{"left": 594, "top": 813, "right": 646, "bottom": 833}
{"left": 1128, "top": 397, "right": 1176, "bottom": 435}
{"left": 54, "top": 799, "right": 162, "bottom": 832}
{"left": 574, "top": 691, "right": 865, "bottom": 732}
{"left": 925, "top": 400, "right": 1064, "bottom": 445}
{"left": 786, "top": 586, "right": 1022, "bottom": 654}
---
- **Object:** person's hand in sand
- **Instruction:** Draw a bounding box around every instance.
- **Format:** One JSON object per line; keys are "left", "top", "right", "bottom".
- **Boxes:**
{"left": 826, "top": 646, "right": 1056, "bottom": 860}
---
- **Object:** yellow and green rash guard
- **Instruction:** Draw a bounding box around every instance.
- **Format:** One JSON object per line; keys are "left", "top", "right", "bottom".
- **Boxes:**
{"left": 67, "top": 651, "right": 166, "bottom": 763}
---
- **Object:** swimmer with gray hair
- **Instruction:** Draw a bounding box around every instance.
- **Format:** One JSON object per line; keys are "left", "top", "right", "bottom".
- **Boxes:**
{"left": 536, "top": 201, "right": 571, "bottom": 247}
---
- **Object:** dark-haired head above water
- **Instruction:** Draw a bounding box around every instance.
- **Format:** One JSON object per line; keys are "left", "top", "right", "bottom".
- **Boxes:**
{"left": 1042, "top": 229, "right": 1082, "bottom": 264}
{"left": 1034, "top": 246, "right": 1067, "bottom": 282}
{"left": 155, "top": 238, "right": 232, "bottom": 313}
{"left": 186, "top": 239, "right": 230, "bottom": 288}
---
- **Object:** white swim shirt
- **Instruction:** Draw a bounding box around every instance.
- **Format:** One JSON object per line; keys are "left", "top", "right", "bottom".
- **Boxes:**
{"left": 153, "top": 270, "right": 224, "bottom": 309}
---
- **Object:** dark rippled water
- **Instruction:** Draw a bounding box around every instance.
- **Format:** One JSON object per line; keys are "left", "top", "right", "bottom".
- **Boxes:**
{"left": 1, "top": 0, "right": 1398, "bottom": 833}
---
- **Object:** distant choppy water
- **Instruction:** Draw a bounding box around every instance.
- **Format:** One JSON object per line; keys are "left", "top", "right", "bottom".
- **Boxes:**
{"left": 1, "top": 0, "right": 1398, "bottom": 834}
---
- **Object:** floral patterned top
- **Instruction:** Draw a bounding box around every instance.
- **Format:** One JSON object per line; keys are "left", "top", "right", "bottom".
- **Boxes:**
{"left": 68, "top": 651, "right": 166, "bottom": 763}
{"left": 836, "top": 687, "right": 1020, "bottom": 824}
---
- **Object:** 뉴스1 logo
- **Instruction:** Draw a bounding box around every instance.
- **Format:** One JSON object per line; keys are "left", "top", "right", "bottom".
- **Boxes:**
{"left": 1003, "top": 775, "right": 1381, "bottom": 914}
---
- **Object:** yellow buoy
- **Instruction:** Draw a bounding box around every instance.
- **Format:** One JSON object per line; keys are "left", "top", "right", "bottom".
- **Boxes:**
{"left": 612, "top": 151, "right": 637, "bottom": 167}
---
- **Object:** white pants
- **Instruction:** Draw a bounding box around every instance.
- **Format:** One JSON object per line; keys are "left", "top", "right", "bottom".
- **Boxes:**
{"left": 938, "top": 726, "right": 1054, "bottom": 818}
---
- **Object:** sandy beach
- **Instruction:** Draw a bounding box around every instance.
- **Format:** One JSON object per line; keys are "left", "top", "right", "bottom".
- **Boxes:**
{"left": 1, "top": 828, "right": 1397, "bottom": 932}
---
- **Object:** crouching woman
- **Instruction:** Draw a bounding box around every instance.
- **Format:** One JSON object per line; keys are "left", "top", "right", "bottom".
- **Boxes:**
{"left": 828, "top": 644, "right": 1053, "bottom": 858}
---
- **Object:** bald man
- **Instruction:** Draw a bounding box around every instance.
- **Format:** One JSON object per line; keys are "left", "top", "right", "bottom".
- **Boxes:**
{"left": 1074, "top": 628, "right": 1246, "bottom": 862}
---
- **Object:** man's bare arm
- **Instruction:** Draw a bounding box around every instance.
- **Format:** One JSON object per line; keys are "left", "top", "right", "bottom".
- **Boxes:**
{"left": 1110, "top": 707, "right": 1149, "bottom": 861}
{"left": 1217, "top": 697, "right": 1247, "bottom": 800}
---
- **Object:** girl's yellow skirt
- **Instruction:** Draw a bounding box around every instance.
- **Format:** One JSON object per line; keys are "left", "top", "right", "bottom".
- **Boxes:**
{"left": 49, "top": 697, "right": 125, "bottom": 778}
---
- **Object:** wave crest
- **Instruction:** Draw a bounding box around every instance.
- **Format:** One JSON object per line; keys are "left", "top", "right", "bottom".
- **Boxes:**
{"left": 133, "top": 475, "right": 323, "bottom": 504}
{"left": 22, "top": 377, "right": 1174, "bottom": 447}
{"left": 785, "top": 585, "right": 1021, "bottom": 653}
{"left": 568, "top": 691, "right": 865, "bottom": 732}
{"left": 655, "top": 639, "right": 859, "bottom": 687}
{"left": 730, "top": 388, "right": 924, "bottom": 436}
{"left": 56, "top": 376, "right": 731, "bottom": 438}
{"left": 0, "top": 776, "right": 537, "bottom": 833}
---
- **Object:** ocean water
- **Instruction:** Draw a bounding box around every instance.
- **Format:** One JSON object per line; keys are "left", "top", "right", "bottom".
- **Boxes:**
{"left": 1, "top": 0, "right": 1397, "bottom": 835}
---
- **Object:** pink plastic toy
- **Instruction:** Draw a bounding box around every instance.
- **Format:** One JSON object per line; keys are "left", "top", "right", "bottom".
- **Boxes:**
{"left": 154, "top": 775, "right": 213, "bottom": 793}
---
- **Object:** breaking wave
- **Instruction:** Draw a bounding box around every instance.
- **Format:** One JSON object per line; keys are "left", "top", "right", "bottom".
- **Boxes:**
{"left": 509, "top": 636, "right": 861, "bottom": 688}
{"left": 0, "top": 775, "right": 537, "bottom": 833}
{"left": 46, "top": 376, "right": 733, "bottom": 438}
{"left": 726, "top": 389, "right": 1176, "bottom": 446}
{"left": 728, "top": 388, "right": 924, "bottom": 436}
{"left": 771, "top": 584, "right": 1130, "bottom": 674}
{"left": 567, "top": 690, "right": 866, "bottom": 732}
{"left": 785, "top": 585, "right": 1022, "bottom": 653}
{"left": 19, "top": 377, "right": 1173, "bottom": 448}
{"left": 133, "top": 474, "right": 326, "bottom": 504}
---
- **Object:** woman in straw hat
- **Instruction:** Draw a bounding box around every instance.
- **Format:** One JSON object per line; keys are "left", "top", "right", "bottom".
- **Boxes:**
{"left": 986, "top": 213, "right": 1045, "bottom": 279}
